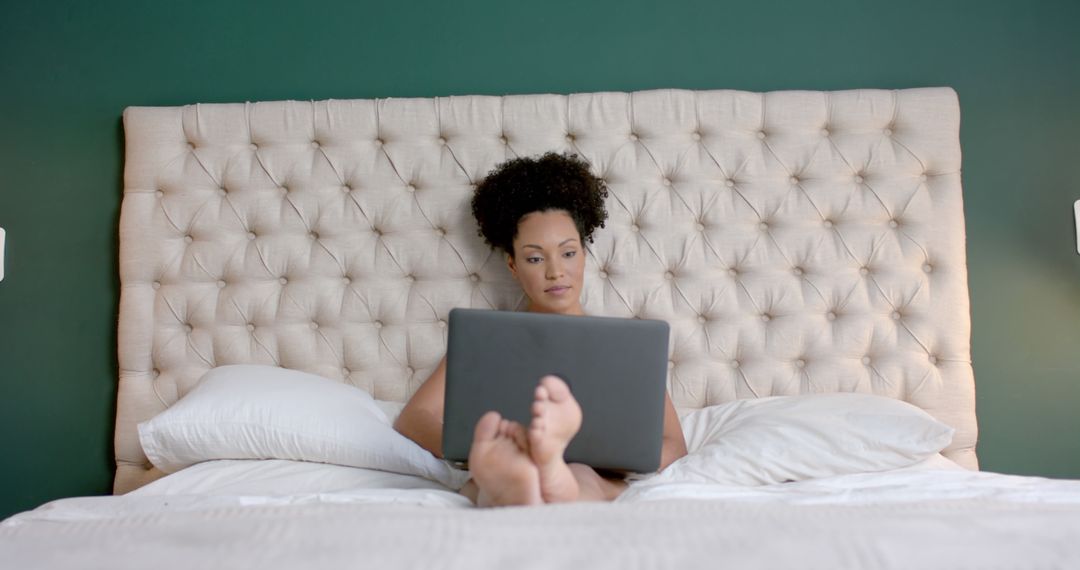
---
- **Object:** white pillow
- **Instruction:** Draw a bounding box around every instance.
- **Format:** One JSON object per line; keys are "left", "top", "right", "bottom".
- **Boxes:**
{"left": 652, "top": 393, "right": 955, "bottom": 487}
{"left": 137, "top": 365, "right": 469, "bottom": 489}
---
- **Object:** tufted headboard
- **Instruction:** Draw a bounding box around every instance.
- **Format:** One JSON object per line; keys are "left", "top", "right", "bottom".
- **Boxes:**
{"left": 116, "top": 88, "right": 976, "bottom": 493}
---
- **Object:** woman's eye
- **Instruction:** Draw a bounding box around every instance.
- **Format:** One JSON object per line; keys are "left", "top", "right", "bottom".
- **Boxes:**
{"left": 526, "top": 257, "right": 543, "bottom": 264}
{"left": 563, "top": 250, "right": 577, "bottom": 258}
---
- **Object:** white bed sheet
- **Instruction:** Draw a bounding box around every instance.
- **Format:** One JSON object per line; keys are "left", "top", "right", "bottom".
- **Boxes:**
{"left": 3, "top": 460, "right": 471, "bottom": 525}
{"left": 7, "top": 457, "right": 1079, "bottom": 523}
{"left": 5, "top": 460, "right": 1080, "bottom": 569}
{"left": 621, "top": 458, "right": 1080, "bottom": 505}
{"left": 130, "top": 458, "right": 456, "bottom": 496}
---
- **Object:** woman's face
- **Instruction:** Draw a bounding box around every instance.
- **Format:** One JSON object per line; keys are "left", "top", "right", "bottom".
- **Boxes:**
{"left": 506, "top": 209, "right": 586, "bottom": 315}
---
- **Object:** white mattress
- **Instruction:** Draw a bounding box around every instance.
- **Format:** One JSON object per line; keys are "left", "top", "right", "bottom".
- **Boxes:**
{"left": 6, "top": 461, "right": 1080, "bottom": 569}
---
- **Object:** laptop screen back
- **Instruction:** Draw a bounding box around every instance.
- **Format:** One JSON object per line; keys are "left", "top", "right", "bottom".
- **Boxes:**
{"left": 443, "top": 308, "right": 669, "bottom": 473}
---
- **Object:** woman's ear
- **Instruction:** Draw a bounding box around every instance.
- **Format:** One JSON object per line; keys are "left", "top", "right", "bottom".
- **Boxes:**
{"left": 505, "top": 252, "right": 518, "bottom": 280}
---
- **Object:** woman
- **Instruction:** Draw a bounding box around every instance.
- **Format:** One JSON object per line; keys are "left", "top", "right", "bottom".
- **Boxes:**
{"left": 394, "top": 153, "right": 687, "bottom": 507}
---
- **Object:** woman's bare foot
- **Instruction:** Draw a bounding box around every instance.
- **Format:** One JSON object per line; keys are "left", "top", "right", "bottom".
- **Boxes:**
{"left": 529, "top": 375, "right": 583, "bottom": 503}
{"left": 468, "top": 411, "right": 543, "bottom": 507}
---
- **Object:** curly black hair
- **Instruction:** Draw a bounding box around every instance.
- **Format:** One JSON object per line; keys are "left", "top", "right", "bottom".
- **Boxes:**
{"left": 471, "top": 152, "right": 608, "bottom": 256}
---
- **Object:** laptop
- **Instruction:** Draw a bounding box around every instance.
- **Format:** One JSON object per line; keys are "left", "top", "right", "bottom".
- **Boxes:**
{"left": 442, "top": 308, "right": 670, "bottom": 474}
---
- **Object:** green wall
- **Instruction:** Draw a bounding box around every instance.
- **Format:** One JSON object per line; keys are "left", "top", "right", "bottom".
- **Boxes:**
{"left": 2, "top": 0, "right": 1078, "bottom": 518}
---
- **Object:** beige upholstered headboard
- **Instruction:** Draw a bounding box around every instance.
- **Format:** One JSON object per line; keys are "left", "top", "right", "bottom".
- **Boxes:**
{"left": 116, "top": 88, "right": 976, "bottom": 493}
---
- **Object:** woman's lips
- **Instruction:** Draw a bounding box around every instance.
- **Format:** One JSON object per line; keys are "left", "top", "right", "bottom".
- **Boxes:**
{"left": 545, "top": 285, "right": 571, "bottom": 295}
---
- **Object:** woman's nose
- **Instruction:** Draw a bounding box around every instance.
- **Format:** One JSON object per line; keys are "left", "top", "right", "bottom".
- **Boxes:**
{"left": 546, "top": 259, "right": 564, "bottom": 279}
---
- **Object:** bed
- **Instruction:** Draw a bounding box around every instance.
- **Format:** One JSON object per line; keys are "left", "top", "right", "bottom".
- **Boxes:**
{"left": 4, "top": 87, "right": 1080, "bottom": 568}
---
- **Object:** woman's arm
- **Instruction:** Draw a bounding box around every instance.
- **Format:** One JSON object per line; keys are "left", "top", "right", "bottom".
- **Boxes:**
{"left": 393, "top": 356, "right": 448, "bottom": 458}
{"left": 658, "top": 391, "right": 688, "bottom": 471}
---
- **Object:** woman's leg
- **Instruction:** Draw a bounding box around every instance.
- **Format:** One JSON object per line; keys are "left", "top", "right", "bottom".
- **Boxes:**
{"left": 568, "top": 463, "right": 628, "bottom": 501}
{"left": 529, "top": 376, "right": 584, "bottom": 503}
{"left": 460, "top": 377, "right": 626, "bottom": 506}
{"left": 461, "top": 411, "right": 542, "bottom": 507}
{"left": 459, "top": 479, "right": 480, "bottom": 503}
{"left": 464, "top": 464, "right": 626, "bottom": 504}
